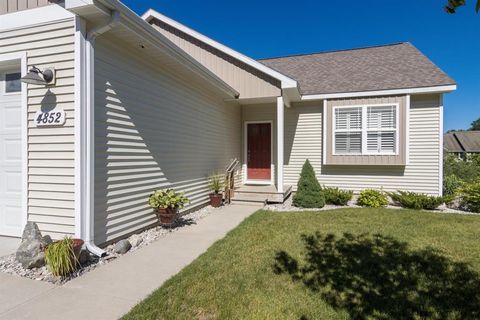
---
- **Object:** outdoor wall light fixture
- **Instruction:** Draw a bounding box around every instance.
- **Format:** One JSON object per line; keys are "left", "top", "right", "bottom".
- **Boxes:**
{"left": 21, "top": 66, "right": 55, "bottom": 85}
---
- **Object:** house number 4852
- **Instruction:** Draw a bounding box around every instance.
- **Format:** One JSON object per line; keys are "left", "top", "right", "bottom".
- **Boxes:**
{"left": 34, "top": 110, "right": 66, "bottom": 127}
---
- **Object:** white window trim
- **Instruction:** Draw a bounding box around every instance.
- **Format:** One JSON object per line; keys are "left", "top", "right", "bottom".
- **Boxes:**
{"left": 332, "top": 103, "right": 400, "bottom": 156}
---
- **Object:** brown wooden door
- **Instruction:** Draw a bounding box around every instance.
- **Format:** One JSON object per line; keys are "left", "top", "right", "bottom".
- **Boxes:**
{"left": 247, "top": 123, "right": 271, "bottom": 180}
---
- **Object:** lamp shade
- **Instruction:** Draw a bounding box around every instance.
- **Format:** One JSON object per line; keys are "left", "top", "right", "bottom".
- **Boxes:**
{"left": 21, "top": 67, "right": 54, "bottom": 85}
{"left": 21, "top": 67, "right": 46, "bottom": 85}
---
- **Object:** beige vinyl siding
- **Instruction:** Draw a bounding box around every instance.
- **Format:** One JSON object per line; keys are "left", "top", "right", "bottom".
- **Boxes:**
{"left": 150, "top": 20, "right": 281, "bottom": 100}
{"left": 0, "top": 18, "right": 76, "bottom": 238}
{"left": 0, "top": 0, "right": 59, "bottom": 15}
{"left": 283, "top": 94, "right": 441, "bottom": 195}
{"left": 94, "top": 35, "right": 242, "bottom": 245}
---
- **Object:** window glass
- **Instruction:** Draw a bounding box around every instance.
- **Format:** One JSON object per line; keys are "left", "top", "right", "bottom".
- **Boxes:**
{"left": 5, "top": 72, "right": 21, "bottom": 93}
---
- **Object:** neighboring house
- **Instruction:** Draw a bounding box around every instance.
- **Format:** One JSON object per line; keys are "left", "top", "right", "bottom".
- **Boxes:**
{"left": 444, "top": 131, "right": 480, "bottom": 159}
{"left": 0, "top": 0, "right": 456, "bottom": 251}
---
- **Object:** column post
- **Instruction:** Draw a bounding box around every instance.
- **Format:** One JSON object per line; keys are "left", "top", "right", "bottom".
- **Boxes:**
{"left": 277, "top": 96, "right": 284, "bottom": 193}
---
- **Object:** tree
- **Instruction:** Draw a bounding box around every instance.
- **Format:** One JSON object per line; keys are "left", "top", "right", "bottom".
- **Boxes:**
{"left": 469, "top": 117, "right": 480, "bottom": 130}
{"left": 292, "top": 160, "right": 325, "bottom": 208}
{"left": 444, "top": 0, "right": 480, "bottom": 13}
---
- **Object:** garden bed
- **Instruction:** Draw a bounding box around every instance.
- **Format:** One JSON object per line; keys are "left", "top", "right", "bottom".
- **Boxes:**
{"left": 264, "top": 193, "right": 475, "bottom": 215}
{"left": 0, "top": 205, "right": 220, "bottom": 284}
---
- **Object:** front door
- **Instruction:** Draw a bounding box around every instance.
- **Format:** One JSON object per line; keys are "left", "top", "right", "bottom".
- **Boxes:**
{"left": 247, "top": 122, "right": 271, "bottom": 181}
{"left": 0, "top": 66, "right": 23, "bottom": 237}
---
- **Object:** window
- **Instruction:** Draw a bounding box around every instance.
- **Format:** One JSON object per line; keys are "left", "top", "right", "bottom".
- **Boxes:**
{"left": 5, "top": 72, "right": 21, "bottom": 93}
{"left": 333, "top": 104, "right": 398, "bottom": 155}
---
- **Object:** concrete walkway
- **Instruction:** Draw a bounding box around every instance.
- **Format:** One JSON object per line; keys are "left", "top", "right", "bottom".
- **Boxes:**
{"left": 0, "top": 204, "right": 260, "bottom": 320}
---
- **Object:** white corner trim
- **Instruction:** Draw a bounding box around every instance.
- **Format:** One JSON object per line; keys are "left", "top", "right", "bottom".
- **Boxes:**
{"left": 0, "top": 5, "right": 74, "bottom": 32}
{"left": 405, "top": 94, "right": 410, "bottom": 165}
{"left": 439, "top": 94, "right": 444, "bottom": 196}
{"left": 0, "top": 52, "right": 28, "bottom": 234}
{"left": 142, "top": 9, "right": 299, "bottom": 90}
{"left": 302, "top": 85, "right": 457, "bottom": 101}
{"left": 323, "top": 99, "right": 328, "bottom": 165}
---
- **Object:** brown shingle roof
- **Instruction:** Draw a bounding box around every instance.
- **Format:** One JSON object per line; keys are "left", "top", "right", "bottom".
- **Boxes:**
{"left": 259, "top": 42, "right": 455, "bottom": 95}
{"left": 444, "top": 132, "right": 464, "bottom": 153}
{"left": 444, "top": 131, "right": 480, "bottom": 153}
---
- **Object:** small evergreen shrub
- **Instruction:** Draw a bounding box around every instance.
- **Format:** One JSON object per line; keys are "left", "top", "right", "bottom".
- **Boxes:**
{"left": 357, "top": 189, "right": 388, "bottom": 208}
{"left": 460, "top": 180, "right": 480, "bottom": 213}
{"left": 293, "top": 160, "right": 325, "bottom": 208}
{"left": 389, "top": 190, "right": 444, "bottom": 210}
{"left": 322, "top": 186, "right": 353, "bottom": 206}
{"left": 443, "top": 174, "right": 463, "bottom": 197}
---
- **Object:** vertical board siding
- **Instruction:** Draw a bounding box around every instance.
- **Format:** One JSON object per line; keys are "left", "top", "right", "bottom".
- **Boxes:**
{"left": 150, "top": 21, "right": 281, "bottom": 100}
{"left": 94, "top": 36, "right": 242, "bottom": 244}
{"left": 0, "top": 0, "right": 59, "bottom": 15}
{"left": 282, "top": 94, "right": 441, "bottom": 195}
{"left": 0, "top": 18, "right": 76, "bottom": 238}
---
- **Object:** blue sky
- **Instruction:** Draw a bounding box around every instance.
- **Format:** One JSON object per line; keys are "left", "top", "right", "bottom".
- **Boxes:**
{"left": 123, "top": 0, "right": 479, "bottom": 132}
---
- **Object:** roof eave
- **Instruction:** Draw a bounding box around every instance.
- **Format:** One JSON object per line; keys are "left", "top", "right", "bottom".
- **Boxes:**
{"left": 142, "top": 9, "right": 300, "bottom": 93}
{"left": 65, "top": 0, "right": 239, "bottom": 99}
{"left": 301, "top": 84, "right": 457, "bottom": 101}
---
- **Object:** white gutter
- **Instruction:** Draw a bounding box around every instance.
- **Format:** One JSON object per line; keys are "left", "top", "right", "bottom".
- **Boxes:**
{"left": 81, "top": 11, "right": 120, "bottom": 257}
{"left": 301, "top": 84, "right": 457, "bottom": 101}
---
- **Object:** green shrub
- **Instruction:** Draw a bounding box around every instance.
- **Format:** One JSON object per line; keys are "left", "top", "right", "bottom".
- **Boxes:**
{"left": 460, "top": 180, "right": 480, "bottom": 213}
{"left": 322, "top": 186, "right": 353, "bottom": 206}
{"left": 444, "top": 153, "right": 480, "bottom": 183}
{"left": 45, "top": 237, "right": 78, "bottom": 277}
{"left": 389, "top": 190, "right": 444, "bottom": 210}
{"left": 209, "top": 174, "right": 223, "bottom": 194}
{"left": 443, "top": 174, "right": 463, "bottom": 197}
{"left": 357, "top": 189, "right": 388, "bottom": 208}
{"left": 293, "top": 160, "right": 325, "bottom": 208}
{"left": 148, "top": 189, "right": 189, "bottom": 209}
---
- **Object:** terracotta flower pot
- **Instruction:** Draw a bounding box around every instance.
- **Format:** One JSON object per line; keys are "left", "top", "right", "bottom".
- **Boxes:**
{"left": 156, "top": 207, "right": 178, "bottom": 226}
{"left": 72, "top": 239, "right": 84, "bottom": 261}
{"left": 209, "top": 193, "right": 223, "bottom": 208}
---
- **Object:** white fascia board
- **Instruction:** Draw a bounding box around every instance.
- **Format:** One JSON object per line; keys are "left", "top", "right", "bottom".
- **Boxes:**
{"left": 301, "top": 85, "right": 457, "bottom": 101}
{"left": 142, "top": 9, "right": 299, "bottom": 91}
{"left": 0, "top": 5, "right": 74, "bottom": 31}
{"left": 65, "top": 0, "right": 239, "bottom": 98}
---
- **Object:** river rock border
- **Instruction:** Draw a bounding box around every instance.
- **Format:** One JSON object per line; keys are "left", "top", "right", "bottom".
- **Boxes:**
{"left": 0, "top": 205, "right": 218, "bottom": 284}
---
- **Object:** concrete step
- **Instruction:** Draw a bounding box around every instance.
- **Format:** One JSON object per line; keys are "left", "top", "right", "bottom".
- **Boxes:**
{"left": 231, "top": 193, "right": 268, "bottom": 204}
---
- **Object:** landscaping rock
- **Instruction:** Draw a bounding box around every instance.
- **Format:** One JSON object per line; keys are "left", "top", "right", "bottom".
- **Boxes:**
{"left": 15, "top": 222, "right": 48, "bottom": 269}
{"left": 113, "top": 240, "right": 131, "bottom": 254}
{"left": 129, "top": 234, "right": 143, "bottom": 248}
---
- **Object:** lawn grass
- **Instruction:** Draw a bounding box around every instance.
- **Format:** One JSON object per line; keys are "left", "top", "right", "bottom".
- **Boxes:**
{"left": 123, "top": 208, "right": 480, "bottom": 320}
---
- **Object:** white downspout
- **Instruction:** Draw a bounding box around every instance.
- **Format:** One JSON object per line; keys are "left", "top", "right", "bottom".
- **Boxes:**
{"left": 83, "top": 11, "right": 120, "bottom": 257}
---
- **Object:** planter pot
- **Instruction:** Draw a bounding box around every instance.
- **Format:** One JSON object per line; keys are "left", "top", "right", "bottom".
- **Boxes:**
{"left": 72, "top": 239, "right": 84, "bottom": 261}
{"left": 156, "top": 207, "right": 178, "bottom": 226}
{"left": 209, "top": 193, "right": 223, "bottom": 208}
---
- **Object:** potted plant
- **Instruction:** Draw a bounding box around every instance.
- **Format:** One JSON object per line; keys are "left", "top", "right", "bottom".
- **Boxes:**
{"left": 148, "top": 189, "right": 189, "bottom": 226}
{"left": 209, "top": 174, "right": 223, "bottom": 208}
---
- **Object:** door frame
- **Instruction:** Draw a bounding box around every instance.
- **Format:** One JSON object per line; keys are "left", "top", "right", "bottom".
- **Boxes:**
{"left": 243, "top": 120, "right": 274, "bottom": 185}
{"left": 0, "top": 52, "right": 28, "bottom": 237}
